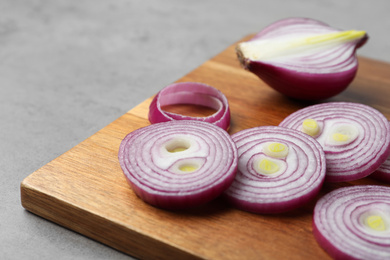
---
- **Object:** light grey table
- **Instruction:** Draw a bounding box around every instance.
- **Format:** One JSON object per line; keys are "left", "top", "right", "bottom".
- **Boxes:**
{"left": 2, "top": 1, "right": 390, "bottom": 259}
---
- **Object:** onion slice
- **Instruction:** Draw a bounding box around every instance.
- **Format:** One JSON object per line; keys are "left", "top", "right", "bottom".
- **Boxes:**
{"left": 236, "top": 17, "right": 368, "bottom": 100}
{"left": 371, "top": 122, "right": 390, "bottom": 183}
{"left": 313, "top": 185, "right": 390, "bottom": 259}
{"left": 148, "top": 82, "right": 231, "bottom": 131}
{"left": 224, "top": 126, "right": 326, "bottom": 214}
{"left": 279, "top": 102, "right": 390, "bottom": 182}
{"left": 118, "top": 120, "right": 238, "bottom": 209}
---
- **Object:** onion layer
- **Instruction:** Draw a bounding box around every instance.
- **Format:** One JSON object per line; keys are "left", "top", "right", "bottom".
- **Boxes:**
{"left": 279, "top": 102, "right": 390, "bottom": 182}
{"left": 236, "top": 17, "right": 368, "bottom": 100}
{"left": 148, "top": 82, "right": 230, "bottom": 131}
{"left": 118, "top": 120, "right": 238, "bottom": 209}
{"left": 224, "top": 126, "right": 326, "bottom": 214}
{"left": 313, "top": 185, "right": 390, "bottom": 260}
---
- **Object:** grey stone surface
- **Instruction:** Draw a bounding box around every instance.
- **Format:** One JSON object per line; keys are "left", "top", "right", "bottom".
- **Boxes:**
{"left": 1, "top": 1, "right": 389, "bottom": 259}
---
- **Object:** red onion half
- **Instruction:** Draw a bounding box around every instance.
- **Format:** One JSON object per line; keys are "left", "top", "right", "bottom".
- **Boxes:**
{"left": 371, "top": 122, "right": 390, "bottom": 183}
{"left": 279, "top": 102, "right": 390, "bottom": 182}
{"left": 224, "top": 126, "right": 326, "bottom": 214}
{"left": 118, "top": 120, "right": 238, "bottom": 209}
{"left": 236, "top": 17, "right": 368, "bottom": 100}
{"left": 313, "top": 185, "right": 390, "bottom": 259}
{"left": 148, "top": 82, "right": 230, "bottom": 131}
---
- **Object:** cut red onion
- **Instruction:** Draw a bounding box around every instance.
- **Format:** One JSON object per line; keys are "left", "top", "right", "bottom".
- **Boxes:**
{"left": 371, "top": 122, "right": 390, "bottom": 183}
{"left": 224, "top": 126, "right": 326, "bottom": 214}
{"left": 236, "top": 17, "right": 368, "bottom": 100}
{"left": 279, "top": 102, "right": 390, "bottom": 182}
{"left": 313, "top": 185, "right": 390, "bottom": 259}
{"left": 118, "top": 120, "right": 238, "bottom": 209}
{"left": 148, "top": 82, "right": 230, "bottom": 131}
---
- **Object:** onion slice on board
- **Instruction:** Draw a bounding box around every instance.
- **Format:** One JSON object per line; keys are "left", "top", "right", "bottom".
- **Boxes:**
{"left": 313, "top": 185, "right": 390, "bottom": 260}
{"left": 279, "top": 102, "right": 390, "bottom": 182}
{"left": 236, "top": 17, "right": 368, "bottom": 100}
{"left": 148, "top": 82, "right": 231, "bottom": 131}
{"left": 224, "top": 126, "right": 326, "bottom": 214}
{"left": 371, "top": 122, "right": 390, "bottom": 183}
{"left": 118, "top": 120, "right": 238, "bottom": 210}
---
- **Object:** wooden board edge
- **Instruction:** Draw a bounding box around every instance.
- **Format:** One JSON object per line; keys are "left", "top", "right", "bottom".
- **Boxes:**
{"left": 18, "top": 110, "right": 202, "bottom": 260}
{"left": 20, "top": 180, "right": 202, "bottom": 260}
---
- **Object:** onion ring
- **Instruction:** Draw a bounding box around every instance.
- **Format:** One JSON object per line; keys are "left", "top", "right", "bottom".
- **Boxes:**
{"left": 224, "top": 126, "right": 326, "bottom": 214}
{"left": 279, "top": 102, "right": 390, "bottom": 182}
{"left": 118, "top": 120, "right": 238, "bottom": 209}
{"left": 313, "top": 185, "right": 390, "bottom": 259}
{"left": 148, "top": 82, "right": 230, "bottom": 131}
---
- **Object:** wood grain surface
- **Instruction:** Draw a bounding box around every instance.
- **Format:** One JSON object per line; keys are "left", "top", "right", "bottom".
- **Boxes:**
{"left": 21, "top": 36, "right": 390, "bottom": 260}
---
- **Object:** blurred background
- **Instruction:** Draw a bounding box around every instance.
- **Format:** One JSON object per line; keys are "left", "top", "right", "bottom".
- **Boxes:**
{"left": 1, "top": 1, "right": 389, "bottom": 259}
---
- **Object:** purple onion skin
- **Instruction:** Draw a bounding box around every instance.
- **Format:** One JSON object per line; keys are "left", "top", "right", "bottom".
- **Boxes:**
{"left": 370, "top": 122, "right": 390, "bottom": 183}
{"left": 371, "top": 168, "right": 390, "bottom": 183}
{"left": 123, "top": 173, "right": 237, "bottom": 210}
{"left": 244, "top": 62, "right": 357, "bottom": 100}
{"left": 312, "top": 221, "right": 356, "bottom": 260}
{"left": 237, "top": 17, "right": 368, "bottom": 100}
{"left": 226, "top": 183, "right": 324, "bottom": 214}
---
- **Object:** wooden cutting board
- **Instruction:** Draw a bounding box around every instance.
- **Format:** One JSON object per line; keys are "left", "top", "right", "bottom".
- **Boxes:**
{"left": 21, "top": 35, "right": 390, "bottom": 260}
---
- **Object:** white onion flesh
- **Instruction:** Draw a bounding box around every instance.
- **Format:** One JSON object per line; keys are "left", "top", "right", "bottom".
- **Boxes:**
{"left": 313, "top": 185, "right": 390, "bottom": 259}
{"left": 224, "top": 126, "right": 326, "bottom": 214}
{"left": 148, "top": 82, "right": 230, "bottom": 131}
{"left": 279, "top": 102, "right": 390, "bottom": 182}
{"left": 118, "top": 120, "right": 238, "bottom": 209}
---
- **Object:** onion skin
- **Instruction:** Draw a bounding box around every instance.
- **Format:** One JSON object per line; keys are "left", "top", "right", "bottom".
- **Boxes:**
{"left": 371, "top": 159, "right": 390, "bottom": 183}
{"left": 118, "top": 120, "right": 238, "bottom": 210}
{"left": 224, "top": 126, "right": 326, "bottom": 214}
{"left": 313, "top": 185, "right": 390, "bottom": 260}
{"left": 371, "top": 122, "right": 390, "bottom": 183}
{"left": 236, "top": 17, "right": 368, "bottom": 100}
{"left": 148, "top": 82, "right": 231, "bottom": 131}
{"left": 241, "top": 62, "right": 356, "bottom": 100}
{"left": 279, "top": 102, "right": 390, "bottom": 182}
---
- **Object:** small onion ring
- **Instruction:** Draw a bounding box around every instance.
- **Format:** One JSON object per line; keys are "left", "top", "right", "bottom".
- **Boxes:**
{"left": 118, "top": 120, "right": 238, "bottom": 209}
{"left": 224, "top": 126, "right": 326, "bottom": 214}
{"left": 148, "top": 82, "right": 231, "bottom": 131}
{"left": 313, "top": 185, "right": 390, "bottom": 259}
{"left": 279, "top": 102, "right": 390, "bottom": 182}
{"left": 371, "top": 122, "right": 390, "bottom": 183}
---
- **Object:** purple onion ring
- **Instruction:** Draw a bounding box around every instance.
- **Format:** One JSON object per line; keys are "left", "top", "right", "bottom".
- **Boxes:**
{"left": 224, "top": 126, "right": 326, "bottom": 214}
{"left": 313, "top": 185, "right": 390, "bottom": 259}
{"left": 148, "top": 82, "right": 230, "bottom": 131}
{"left": 118, "top": 120, "right": 238, "bottom": 209}
{"left": 279, "top": 102, "right": 390, "bottom": 182}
